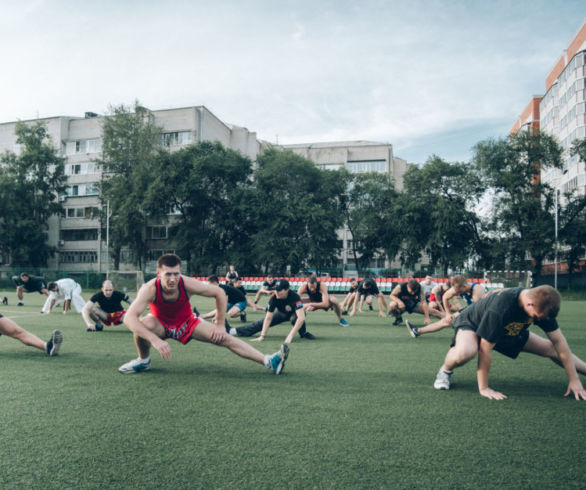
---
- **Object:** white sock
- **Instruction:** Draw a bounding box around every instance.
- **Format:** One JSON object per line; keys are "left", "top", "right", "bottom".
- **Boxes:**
{"left": 264, "top": 354, "right": 271, "bottom": 368}
{"left": 229, "top": 328, "right": 237, "bottom": 335}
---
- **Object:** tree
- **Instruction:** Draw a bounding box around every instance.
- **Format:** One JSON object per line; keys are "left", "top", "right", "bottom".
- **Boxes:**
{"left": 570, "top": 137, "right": 586, "bottom": 162}
{"left": 473, "top": 131, "right": 563, "bottom": 281}
{"left": 249, "top": 149, "right": 345, "bottom": 274}
{"left": 342, "top": 172, "right": 403, "bottom": 273}
{"left": 98, "top": 102, "right": 163, "bottom": 269}
{"left": 401, "top": 156, "right": 484, "bottom": 275}
{"left": 558, "top": 193, "right": 586, "bottom": 289}
{"left": 0, "top": 121, "right": 67, "bottom": 266}
{"left": 154, "top": 141, "right": 255, "bottom": 274}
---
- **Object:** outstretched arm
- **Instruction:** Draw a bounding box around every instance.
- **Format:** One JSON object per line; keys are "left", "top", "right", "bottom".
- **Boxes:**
{"left": 477, "top": 338, "right": 507, "bottom": 400}
{"left": 547, "top": 329, "right": 586, "bottom": 400}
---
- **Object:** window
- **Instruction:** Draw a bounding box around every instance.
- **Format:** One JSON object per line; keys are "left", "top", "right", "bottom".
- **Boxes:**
{"left": 65, "top": 207, "right": 90, "bottom": 218}
{"left": 60, "top": 251, "right": 97, "bottom": 263}
{"left": 147, "top": 226, "right": 168, "bottom": 239}
{"left": 161, "top": 131, "right": 193, "bottom": 147}
{"left": 60, "top": 229, "right": 98, "bottom": 241}
{"left": 65, "top": 184, "right": 99, "bottom": 196}
{"left": 66, "top": 139, "right": 101, "bottom": 155}
{"left": 66, "top": 162, "right": 98, "bottom": 175}
{"left": 347, "top": 160, "right": 387, "bottom": 173}
{"left": 147, "top": 249, "right": 176, "bottom": 261}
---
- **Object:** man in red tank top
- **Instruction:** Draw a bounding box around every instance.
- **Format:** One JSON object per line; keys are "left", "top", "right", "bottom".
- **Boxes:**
{"left": 118, "top": 254, "right": 289, "bottom": 375}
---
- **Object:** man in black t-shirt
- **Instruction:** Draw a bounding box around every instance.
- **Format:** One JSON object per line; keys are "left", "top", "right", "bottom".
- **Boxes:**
{"left": 201, "top": 275, "right": 255, "bottom": 322}
{"left": 254, "top": 274, "right": 278, "bottom": 305}
{"left": 229, "top": 279, "right": 315, "bottom": 342}
{"left": 388, "top": 279, "right": 444, "bottom": 326}
{"left": 13, "top": 273, "right": 49, "bottom": 306}
{"left": 433, "top": 285, "right": 586, "bottom": 400}
{"left": 349, "top": 278, "right": 389, "bottom": 317}
{"left": 82, "top": 280, "right": 132, "bottom": 332}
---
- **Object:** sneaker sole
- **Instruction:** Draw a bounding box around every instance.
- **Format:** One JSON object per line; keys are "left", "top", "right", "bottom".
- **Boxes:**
{"left": 118, "top": 362, "right": 151, "bottom": 374}
{"left": 405, "top": 320, "right": 418, "bottom": 338}
{"left": 49, "top": 330, "right": 63, "bottom": 356}
{"left": 434, "top": 383, "right": 450, "bottom": 390}
{"left": 275, "top": 344, "right": 289, "bottom": 375}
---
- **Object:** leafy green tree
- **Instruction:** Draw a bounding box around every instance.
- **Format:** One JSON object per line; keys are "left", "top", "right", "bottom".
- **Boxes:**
{"left": 342, "top": 172, "right": 403, "bottom": 273}
{"left": 473, "top": 131, "right": 563, "bottom": 281}
{"left": 558, "top": 193, "right": 586, "bottom": 289}
{"left": 249, "top": 148, "right": 345, "bottom": 274}
{"left": 154, "top": 141, "right": 254, "bottom": 274}
{"left": 570, "top": 137, "right": 586, "bottom": 162}
{"left": 0, "top": 121, "right": 67, "bottom": 266}
{"left": 98, "top": 102, "right": 163, "bottom": 269}
{"left": 401, "top": 156, "right": 484, "bottom": 275}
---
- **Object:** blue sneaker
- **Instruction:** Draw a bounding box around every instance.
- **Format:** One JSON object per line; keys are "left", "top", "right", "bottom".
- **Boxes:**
{"left": 118, "top": 357, "right": 151, "bottom": 374}
{"left": 339, "top": 318, "right": 349, "bottom": 327}
{"left": 269, "top": 344, "right": 289, "bottom": 375}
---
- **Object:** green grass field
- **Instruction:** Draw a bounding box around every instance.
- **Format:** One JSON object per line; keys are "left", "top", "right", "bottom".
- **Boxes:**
{"left": 0, "top": 291, "right": 584, "bottom": 489}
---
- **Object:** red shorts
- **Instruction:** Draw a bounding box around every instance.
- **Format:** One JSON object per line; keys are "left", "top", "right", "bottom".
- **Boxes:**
{"left": 103, "top": 310, "right": 126, "bottom": 326}
{"left": 161, "top": 314, "right": 201, "bottom": 345}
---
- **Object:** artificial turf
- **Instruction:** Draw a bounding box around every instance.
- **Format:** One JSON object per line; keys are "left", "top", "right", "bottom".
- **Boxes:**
{"left": 0, "top": 291, "right": 584, "bottom": 489}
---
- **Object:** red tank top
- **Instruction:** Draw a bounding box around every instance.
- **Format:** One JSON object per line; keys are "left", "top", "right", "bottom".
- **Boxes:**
{"left": 149, "top": 277, "right": 192, "bottom": 325}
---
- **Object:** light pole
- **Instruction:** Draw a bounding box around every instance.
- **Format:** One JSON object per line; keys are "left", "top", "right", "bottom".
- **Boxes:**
{"left": 554, "top": 189, "right": 559, "bottom": 290}
{"left": 106, "top": 200, "right": 111, "bottom": 271}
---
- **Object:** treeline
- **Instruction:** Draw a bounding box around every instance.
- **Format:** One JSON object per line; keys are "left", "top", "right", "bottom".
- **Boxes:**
{"left": 2, "top": 102, "right": 585, "bottom": 284}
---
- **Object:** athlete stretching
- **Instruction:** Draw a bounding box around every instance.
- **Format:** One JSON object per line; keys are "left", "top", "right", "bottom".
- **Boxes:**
{"left": 118, "top": 254, "right": 288, "bottom": 375}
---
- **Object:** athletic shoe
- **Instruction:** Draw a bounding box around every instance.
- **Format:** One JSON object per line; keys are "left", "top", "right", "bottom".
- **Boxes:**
{"left": 392, "top": 316, "right": 403, "bottom": 326}
{"left": 369, "top": 304, "right": 373, "bottom": 311}
{"left": 2, "top": 296, "right": 7, "bottom": 305}
{"left": 405, "top": 320, "right": 419, "bottom": 338}
{"left": 17, "top": 301, "right": 24, "bottom": 307}
{"left": 342, "top": 310, "right": 348, "bottom": 315}
{"left": 269, "top": 344, "right": 290, "bottom": 375}
{"left": 240, "top": 312, "right": 247, "bottom": 323}
{"left": 45, "top": 330, "right": 63, "bottom": 356}
{"left": 339, "top": 318, "right": 349, "bottom": 327}
{"left": 192, "top": 305, "right": 200, "bottom": 316}
{"left": 95, "top": 323, "right": 104, "bottom": 331}
{"left": 434, "top": 369, "right": 452, "bottom": 390}
{"left": 118, "top": 357, "right": 151, "bottom": 374}
{"left": 300, "top": 332, "right": 316, "bottom": 340}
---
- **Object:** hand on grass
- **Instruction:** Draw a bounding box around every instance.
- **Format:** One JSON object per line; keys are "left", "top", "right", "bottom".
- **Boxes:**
{"left": 251, "top": 335, "right": 264, "bottom": 342}
{"left": 564, "top": 380, "right": 586, "bottom": 400}
{"left": 479, "top": 387, "right": 507, "bottom": 400}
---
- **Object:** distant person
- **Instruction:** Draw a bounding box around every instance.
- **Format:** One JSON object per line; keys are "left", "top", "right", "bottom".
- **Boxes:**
{"left": 231, "top": 277, "right": 262, "bottom": 322}
{"left": 350, "top": 278, "right": 388, "bottom": 317}
{"left": 442, "top": 275, "right": 486, "bottom": 314}
{"left": 12, "top": 273, "right": 49, "bottom": 306}
{"left": 226, "top": 265, "right": 239, "bottom": 283}
{"left": 42, "top": 278, "right": 86, "bottom": 314}
{"left": 254, "top": 274, "right": 278, "bottom": 305}
{"left": 419, "top": 275, "right": 436, "bottom": 302}
{"left": 229, "top": 279, "right": 315, "bottom": 342}
{"left": 341, "top": 278, "right": 359, "bottom": 315}
{"left": 298, "top": 274, "right": 349, "bottom": 327}
{"left": 388, "top": 279, "right": 444, "bottom": 326}
{"left": 0, "top": 313, "right": 62, "bottom": 356}
{"left": 432, "top": 285, "right": 586, "bottom": 400}
{"left": 82, "top": 280, "right": 132, "bottom": 332}
{"left": 200, "top": 275, "right": 255, "bottom": 323}
{"left": 118, "top": 254, "right": 289, "bottom": 375}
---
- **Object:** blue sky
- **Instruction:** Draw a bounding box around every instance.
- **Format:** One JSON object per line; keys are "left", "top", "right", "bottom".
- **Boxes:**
{"left": 1, "top": 0, "right": 584, "bottom": 163}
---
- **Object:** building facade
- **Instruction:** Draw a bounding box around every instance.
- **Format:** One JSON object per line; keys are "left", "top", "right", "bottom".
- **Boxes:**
{"left": 282, "top": 140, "right": 411, "bottom": 274}
{"left": 0, "top": 106, "right": 260, "bottom": 272}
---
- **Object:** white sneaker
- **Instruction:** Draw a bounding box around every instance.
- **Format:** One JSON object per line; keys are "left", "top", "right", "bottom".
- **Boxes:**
{"left": 119, "top": 357, "right": 151, "bottom": 374}
{"left": 434, "top": 369, "right": 452, "bottom": 390}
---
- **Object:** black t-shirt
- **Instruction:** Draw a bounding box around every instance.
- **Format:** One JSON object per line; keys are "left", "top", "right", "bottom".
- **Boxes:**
{"left": 18, "top": 275, "right": 46, "bottom": 292}
{"left": 90, "top": 291, "right": 129, "bottom": 313}
{"left": 395, "top": 283, "right": 422, "bottom": 305}
{"left": 453, "top": 287, "right": 559, "bottom": 344}
{"left": 347, "top": 283, "right": 358, "bottom": 294}
{"left": 268, "top": 291, "right": 304, "bottom": 317}
{"left": 220, "top": 284, "right": 246, "bottom": 304}
{"left": 357, "top": 278, "right": 379, "bottom": 296}
{"left": 306, "top": 282, "right": 324, "bottom": 302}
{"left": 263, "top": 279, "right": 277, "bottom": 290}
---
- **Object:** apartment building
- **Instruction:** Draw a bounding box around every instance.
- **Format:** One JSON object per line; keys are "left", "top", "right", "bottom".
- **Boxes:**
{"left": 512, "top": 20, "right": 586, "bottom": 196}
{"left": 0, "top": 106, "right": 260, "bottom": 272}
{"left": 282, "top": 140, "right": 411, "bottom": 273}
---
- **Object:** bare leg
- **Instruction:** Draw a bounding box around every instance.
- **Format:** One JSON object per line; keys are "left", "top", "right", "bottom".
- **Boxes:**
{"left": 440, "top": 329, "right": 479, "bottom": 372}
{"left": 417, "top": 316, "right": 453, "bottom": 335}
{"left": 522, "top": 332, "right": 586, "bottom": 375}
{"left": 329, "top": 296, "right": 343, "bottom": 320}
{"left": 0, "top": 317, "right": 45, "bottom": 351}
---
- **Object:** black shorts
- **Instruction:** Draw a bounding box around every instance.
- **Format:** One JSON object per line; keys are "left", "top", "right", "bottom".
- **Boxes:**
{"left": 451, "top": 323, "right": 529, "bottom": 360}
{"left": 404, "top": 300, "right": 419, "bottom": 314}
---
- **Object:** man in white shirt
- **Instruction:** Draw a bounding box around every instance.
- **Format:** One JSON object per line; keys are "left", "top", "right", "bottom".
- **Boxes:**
{"left": 42, "top": 278, "right": 86, "bottom": 314}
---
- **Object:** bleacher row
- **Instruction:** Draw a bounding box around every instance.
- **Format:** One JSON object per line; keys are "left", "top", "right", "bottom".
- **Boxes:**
{"left": 193, "top": 276, "right": 488, "bottom": 294}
